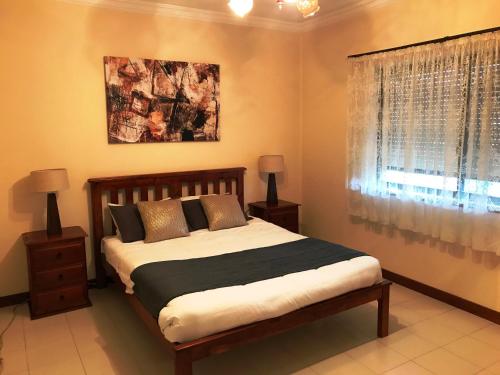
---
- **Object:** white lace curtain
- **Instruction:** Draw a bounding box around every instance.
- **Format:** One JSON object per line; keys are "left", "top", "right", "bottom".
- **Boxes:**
{"left": 347, "top": 30, "right": 500, "bottom": 254}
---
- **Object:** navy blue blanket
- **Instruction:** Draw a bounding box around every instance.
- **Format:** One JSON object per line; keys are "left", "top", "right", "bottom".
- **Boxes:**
{"left": 131, "top": 238, "right": 366, "bottom": 317}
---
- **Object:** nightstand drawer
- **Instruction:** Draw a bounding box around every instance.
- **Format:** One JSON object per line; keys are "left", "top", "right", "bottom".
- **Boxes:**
{"left": 249, "top": 201, "right": 300, "bottom": 234}
{"left": 23, "top": 226, "right": 90, "bottom": 319}
{"left": 33, "top": 264, "right": 86, "bottom": 291}
{"left": 32, "top": 285, "right": 88, "bottom": 316}
{"left": 31, "top": 242, "right": 83, "bottom": 271}
{"left": 270, "top": 210, "right": 297, "bottom": 227}
{"left": 271, "top": 217, "right": 298, "bottom": 233}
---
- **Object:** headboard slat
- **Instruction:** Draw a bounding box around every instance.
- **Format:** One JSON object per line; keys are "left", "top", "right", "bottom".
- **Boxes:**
{"left": 140, "top": 187, "right": 148, "bottom": 201}
{"left": 90, "top": 184, "right": 105, "bottom": 286}
{"left": 125, "top": 188, "right": 133, "bottom": 204}
{"left": 201, "top": 180, "right": 209, "bottom": 195}
{"left": 88, "top": 167, "right": 246, "bottom": 288}
{"left": 109, "top": 189, "right": 119, "bottom": 234}
{"left": 110, "top": 189, "right": 118, "bottom": 204}
{"left": 225, "top": 179, "right": 232, "bottom": 194}
{"left": 168, "top": 181, "right": 182, "bottom": 199}
{"left": 154, "top": 185, "right": 163, "bottom": 201}
{"left": 188, "top": 182, "right": 196, "bottom": 196}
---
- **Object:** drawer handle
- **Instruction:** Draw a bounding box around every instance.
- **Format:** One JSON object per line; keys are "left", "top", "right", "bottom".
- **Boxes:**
{"left": 56, "top": 252, "right": 62, "bottom": 260}
{"left": 59, "top": 295, "right": 65, "bottom": 301}
{"left": 58, "top": 274, "right": 64, "bottom": 281}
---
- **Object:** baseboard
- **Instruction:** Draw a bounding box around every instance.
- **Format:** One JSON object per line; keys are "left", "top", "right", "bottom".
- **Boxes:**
{"left": 0, "top": 292, "right": 29, "bottom": 308}
{"left": 382, "top": 269, "right": 500, "bottom": 325}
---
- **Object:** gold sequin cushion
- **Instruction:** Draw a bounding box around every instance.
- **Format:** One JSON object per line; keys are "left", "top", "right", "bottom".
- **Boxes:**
{"left": 200, "top": 195, "right": 248, "bottom": 231}
{"left": 137, "top": 199, "right": 190, "bottom": 243}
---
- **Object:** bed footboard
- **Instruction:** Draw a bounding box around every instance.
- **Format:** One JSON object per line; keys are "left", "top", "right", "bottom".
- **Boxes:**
{"left": 377, "top": 281, "right": 390, "bottom": 337}
{"left": 174, "top": 351, "right": 192, "bottom": 375}
{"left": 171, "top": 280, "right": 391, "bottom": 375}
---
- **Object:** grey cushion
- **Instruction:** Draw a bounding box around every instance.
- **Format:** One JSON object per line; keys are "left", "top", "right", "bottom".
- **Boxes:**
{"left": 108, "top": 204, "right": 145, "bottom": 243}
{"left": 181, "top": 199, "right": 209, "bottom": 231}
{"left": 137, "top": 199, "right": 189, "bottom": 243}
{"left": 200, "top": 195, "right": 248, "bottom": 231}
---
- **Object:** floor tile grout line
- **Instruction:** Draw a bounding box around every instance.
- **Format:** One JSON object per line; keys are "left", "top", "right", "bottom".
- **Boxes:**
{"left": 384, "top": 338, "right": 438, "bottom": 362}
{"left": 21, "top": 303, "right": 31, "bottom": 375}
{"left": 467, "top": 323, "right": 499, "bottom": 352}
{"left": 349, "top": 346, "right": 396, "bottom": 375}
{"left": 343, "top": 341, "right": 414, "bottom": 374}
{"left": 481, "top": 360, "right": 500, "bottom": 375}
{"left": 414, "top": 324, "right": 500, "bottom": 368}
{"left": 65, "top": 313, "right": 88, "bottom": 375}
{"left": 408, "top": 330, "right": 492, "bottom": 372}
{"left": 385, "top": 360, "right": 439, "bottom": 375}
{"left": 376, "top": 284, "right": 489, "bottom": 373}
{"left": 391, "top": 283, "right": 497, "bottom": 332}
{"left": 377, "top": 358, "right": 414, "bottom": 374}
{"left": 338, "top": 285, "right": 457, "bottom": 373}
{"left": 304, "top": 364, "right": 321, "bottom": 375}
{"left": 411, "top": 333, "right": 480, "bottom": 375}
{"left": 401, "top": 308, "right": 494, "bottom": 345}
{"left": 440, "top": 329, "right": 500, "bottom": 364}
{"left": 439, "top": 345, "right": 489, "bottom": 370}
{"left": 468, "top": 322, "right": 495, "bottom": 335}
{"left": 388, "top": 298, "right": 458, "bottom": 327}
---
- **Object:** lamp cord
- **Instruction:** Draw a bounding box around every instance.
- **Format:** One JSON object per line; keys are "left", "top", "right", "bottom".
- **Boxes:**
{"left": 0, "top": 304, "right": 20, "bottom": 368}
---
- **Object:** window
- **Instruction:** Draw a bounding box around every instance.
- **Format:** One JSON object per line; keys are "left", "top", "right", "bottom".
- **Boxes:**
{"left": 347, "top": 30, "right": 500, "bottom": 253}
{"left": 379, "top": 59, "right": 500, "bottom": 211}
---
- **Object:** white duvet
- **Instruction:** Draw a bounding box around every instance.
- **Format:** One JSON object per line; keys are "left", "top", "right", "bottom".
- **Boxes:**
{"left": 103, "top": 218, "right": 382, "bottom": 343}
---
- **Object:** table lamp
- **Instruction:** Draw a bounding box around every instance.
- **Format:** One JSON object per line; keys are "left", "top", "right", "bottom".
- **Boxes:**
{"left": 31, "top": 168, "right": 69, "bottom": 236}
{"left": 259, "top": 155, "right": 284, "bottom": 205}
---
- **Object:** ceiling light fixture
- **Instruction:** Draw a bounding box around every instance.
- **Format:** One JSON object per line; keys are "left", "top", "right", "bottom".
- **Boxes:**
{"left": 228, "top": 0, "right": 254, "bottom": 17}
{"left": 296, "top": 0, "right": 320, "bottom": 17}
{"left": 276, "top": 0, "right": 297, "bottom": 10}
{"left": 229, "top": 0, "right": 319, "bottom": 18}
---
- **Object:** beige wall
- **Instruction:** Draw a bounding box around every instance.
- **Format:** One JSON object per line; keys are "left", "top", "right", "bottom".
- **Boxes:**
{"left": 301, "top": 0, "right": 500, "bottom": 311}
{"left": 1, "top": 0, "right": 499, "bottom": 312}
{"left": 0, "top": 1, "right": 302, "bottom": 296}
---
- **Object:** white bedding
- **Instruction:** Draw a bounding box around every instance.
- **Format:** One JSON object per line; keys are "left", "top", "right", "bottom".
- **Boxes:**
{"left": 103, "top": 218, "right": 382, "bottom": 343}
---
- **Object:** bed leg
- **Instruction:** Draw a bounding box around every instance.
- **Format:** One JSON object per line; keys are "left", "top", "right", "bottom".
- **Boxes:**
{"left": 174, "top": 351, "right": 192, "bottom": 375}
{"left": 377, "top": 283, "right": 390, "bottom": 337}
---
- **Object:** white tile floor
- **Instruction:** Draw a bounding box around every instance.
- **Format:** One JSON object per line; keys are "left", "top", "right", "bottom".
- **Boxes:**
{"left": 0, "top": 283, "right": 498, "bottom": 375}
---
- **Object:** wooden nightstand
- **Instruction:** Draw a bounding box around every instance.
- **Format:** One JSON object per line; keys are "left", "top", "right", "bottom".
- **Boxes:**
{"left": 22, "top": 226, "right": 91, "bottom": 319}
{"left": 248, "top": 200, "right": 300, "bottom": 233}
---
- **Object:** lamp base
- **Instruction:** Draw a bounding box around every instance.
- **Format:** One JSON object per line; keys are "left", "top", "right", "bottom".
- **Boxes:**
{"left": 47, "top": 192, "right": 62, "bottom": 236}
{"left": 266, "top": 173, "right": 278, "bottom": 206}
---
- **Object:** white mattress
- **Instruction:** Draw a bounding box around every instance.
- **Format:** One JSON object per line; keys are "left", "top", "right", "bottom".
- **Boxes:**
{"left": 103, "top": 218, "right": 382, "bottom": 343}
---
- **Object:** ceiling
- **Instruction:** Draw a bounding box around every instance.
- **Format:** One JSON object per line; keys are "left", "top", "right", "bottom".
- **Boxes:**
{"left": 62, "top": 0, "right": 390, "bottom": 31}
{"left": 137, "top": 0, "right": 386, "bottom": 23}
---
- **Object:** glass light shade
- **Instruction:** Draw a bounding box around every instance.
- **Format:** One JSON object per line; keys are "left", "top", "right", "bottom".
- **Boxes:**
{"left": 31, "top": 168, "right": 69, "bottom": 193}
{"left": 276, "top": 0, "right": 297, "bottom": 6}
{"left": 228, "top": 0, "right": 253, "bottom": 17}
{"left": 296, "top": 0, "right": 320, "bottom": 17}
{"left": 259, "top": 155, "right": 285, "bottom": 173}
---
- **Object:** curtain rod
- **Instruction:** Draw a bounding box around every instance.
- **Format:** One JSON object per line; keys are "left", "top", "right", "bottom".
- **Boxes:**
{"left": 348, "top": 26, "right": 500, "bottom": 59}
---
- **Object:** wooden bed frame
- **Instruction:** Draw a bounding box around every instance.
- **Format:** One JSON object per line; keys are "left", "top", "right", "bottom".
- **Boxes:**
{"left": 88, "top": 167, "right": 391, "bottom": 375}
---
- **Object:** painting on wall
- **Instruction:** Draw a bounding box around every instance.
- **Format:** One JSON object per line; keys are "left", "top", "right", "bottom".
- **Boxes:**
{"left": 104, "top": 56, "right": 220, "bottom": 143}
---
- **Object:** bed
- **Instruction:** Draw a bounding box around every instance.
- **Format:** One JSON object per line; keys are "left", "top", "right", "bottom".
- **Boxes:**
{"left": 88, "top": 167, "right": 390, "bottom": 375}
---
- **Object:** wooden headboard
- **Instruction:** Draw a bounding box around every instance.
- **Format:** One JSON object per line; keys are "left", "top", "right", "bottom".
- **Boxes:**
{"left": 88, "top": 167, "right": 246, "bottom": 287}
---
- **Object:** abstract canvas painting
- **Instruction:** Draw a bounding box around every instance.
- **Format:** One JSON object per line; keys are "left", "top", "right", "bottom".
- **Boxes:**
{"left": 104, "top": 56, "right": 220, "bottom": 143}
